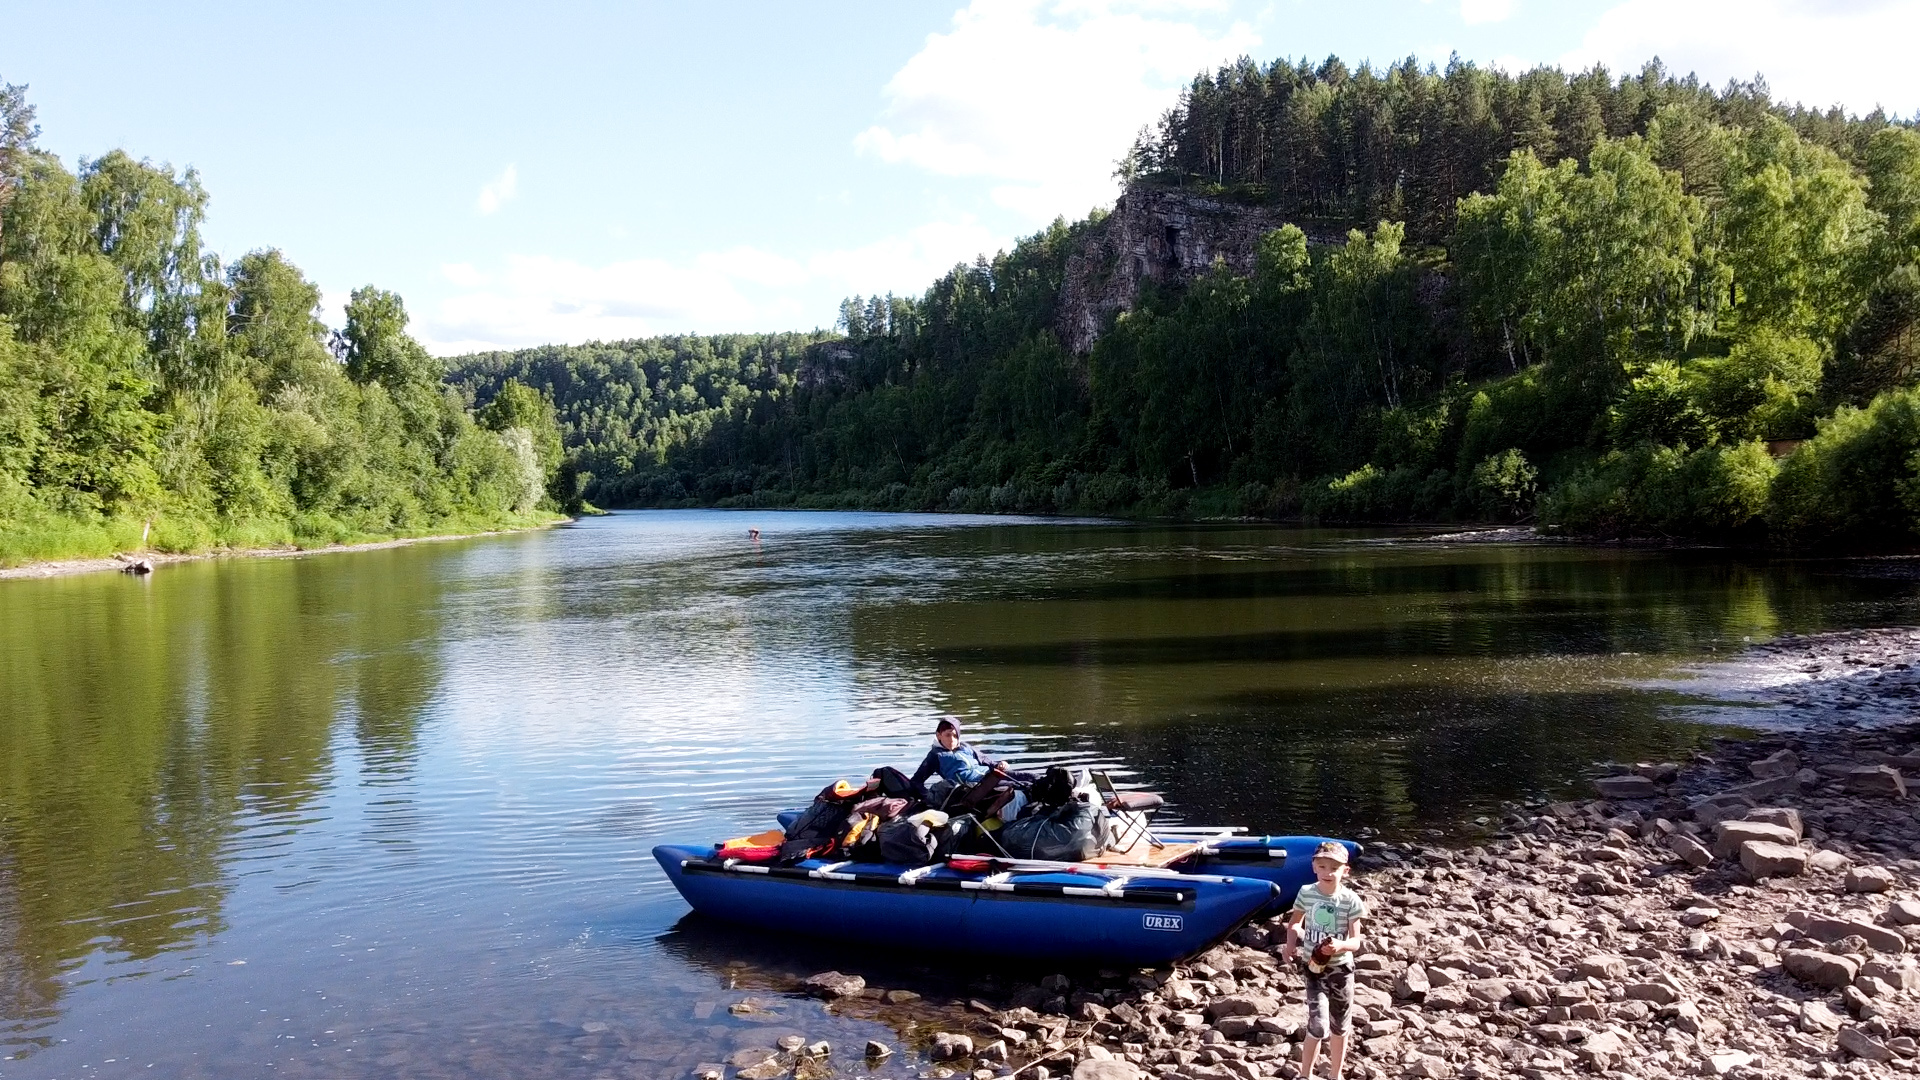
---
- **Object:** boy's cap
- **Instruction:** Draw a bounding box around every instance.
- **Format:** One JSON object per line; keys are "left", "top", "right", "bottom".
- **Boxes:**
{"left": 1312, "top": 841, "right": 1350, "bottom": 864}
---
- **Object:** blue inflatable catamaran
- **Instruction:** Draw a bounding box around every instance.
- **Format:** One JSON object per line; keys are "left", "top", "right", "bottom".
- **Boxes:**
{"left": 654, "top": 814, "right": 1357, "bottom": 965}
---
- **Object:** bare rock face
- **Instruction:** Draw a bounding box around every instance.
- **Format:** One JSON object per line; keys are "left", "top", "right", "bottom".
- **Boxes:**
{"left": 1750, "top": 749, "right": 1800, "bottom": 778}
{"left": 1054, "top": 186, "right": 1334, "bottom": 355}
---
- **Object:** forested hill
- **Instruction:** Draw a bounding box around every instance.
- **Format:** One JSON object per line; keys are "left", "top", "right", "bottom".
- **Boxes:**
{"left": 450, "top": 56, "right": 1920, "bottom": 550}
{"left": 0, "top": 81, "right": 569, "bottom": 566}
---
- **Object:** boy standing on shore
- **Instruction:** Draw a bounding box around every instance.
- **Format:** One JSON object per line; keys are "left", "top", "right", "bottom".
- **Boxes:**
{"left": 1282, "top": 841, "right": 1367, "bottom": 1079}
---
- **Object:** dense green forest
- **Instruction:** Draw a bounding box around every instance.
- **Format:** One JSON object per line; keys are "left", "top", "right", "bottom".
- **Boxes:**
{"left": 0, "top": 80, "right": 565, "bottom": 566}
{"left": 449, "top": 56, "right": 1920, "bottom": 550}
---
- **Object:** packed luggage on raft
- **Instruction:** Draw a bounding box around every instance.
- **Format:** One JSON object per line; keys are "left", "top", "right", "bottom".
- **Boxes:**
{"left": 653, "top": 729, "right": 1363, "bottom": 965}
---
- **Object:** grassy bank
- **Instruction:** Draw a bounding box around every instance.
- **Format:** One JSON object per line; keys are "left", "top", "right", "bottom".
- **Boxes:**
{"left": 0, "top": 509, "right": 567, "bottom": 571}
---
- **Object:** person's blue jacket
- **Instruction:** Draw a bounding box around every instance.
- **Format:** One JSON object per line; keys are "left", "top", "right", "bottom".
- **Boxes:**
{"left": 909, "top": 740, "right": 999, "bottom": 797}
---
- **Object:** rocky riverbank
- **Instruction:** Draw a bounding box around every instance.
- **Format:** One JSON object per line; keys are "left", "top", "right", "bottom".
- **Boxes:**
{"left": 722, "top": 723, "right": 1915, "bottom": 1080}
{"left": 674, "top": 644, "right": 1920, "bottom": 1080}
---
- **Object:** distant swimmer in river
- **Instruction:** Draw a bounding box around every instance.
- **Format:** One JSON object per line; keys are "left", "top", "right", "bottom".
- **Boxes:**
{"left": 748, "top": 528, "right": 761, "bottom": 542}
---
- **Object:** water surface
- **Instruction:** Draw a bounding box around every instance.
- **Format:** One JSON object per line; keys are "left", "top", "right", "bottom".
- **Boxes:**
{"left": 1, "top": 511, "right": 1913, "bottom": 1077}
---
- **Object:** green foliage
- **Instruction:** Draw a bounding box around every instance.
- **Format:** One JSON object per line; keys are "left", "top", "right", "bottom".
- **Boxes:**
{"left": 1767, "top": 387, "right": 1920, "bottom": 549}
{"left": 1469, "top": 449, "right": 1538, "bottom": 520}
{"left": 1544, "top": 441, "right": 1775, "bottom": 536}
{"left": 0, "top": 88, "right": 552, "bottom": 566}
{"left": 430, "top": 54, "right": 1920, "bottom": 551}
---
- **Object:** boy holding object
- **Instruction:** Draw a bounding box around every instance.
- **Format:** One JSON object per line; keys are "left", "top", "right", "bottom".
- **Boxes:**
{"left": 1282, "top": 841, "right": 1368, "bottom": 1080}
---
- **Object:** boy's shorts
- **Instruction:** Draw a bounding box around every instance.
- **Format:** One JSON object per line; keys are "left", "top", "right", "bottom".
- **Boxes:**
{"left": 1303, "top": 965, "right": 1355, "bottom": 1039}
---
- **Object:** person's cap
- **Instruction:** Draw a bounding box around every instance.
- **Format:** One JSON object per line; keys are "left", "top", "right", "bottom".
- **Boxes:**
{"left": 1312, "top": 841, "right": 1350, "bottom": 865}
{"left": 935, "top": 717, "right": 959, "bottom": 735}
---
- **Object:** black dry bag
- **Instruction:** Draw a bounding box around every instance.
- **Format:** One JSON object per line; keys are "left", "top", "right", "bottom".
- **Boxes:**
{"left": 999, "top": 797, "right": 1102, "bottom": 861}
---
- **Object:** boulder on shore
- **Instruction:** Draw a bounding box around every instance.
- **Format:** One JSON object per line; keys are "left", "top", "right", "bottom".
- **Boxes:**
{"left": 1739, "top": 839, "right": 1809, "bottom": 878}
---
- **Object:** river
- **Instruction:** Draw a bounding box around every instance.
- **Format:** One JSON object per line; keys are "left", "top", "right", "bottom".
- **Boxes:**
{"left": 0, "top": 511, "right": 1913, "bottom": 1078}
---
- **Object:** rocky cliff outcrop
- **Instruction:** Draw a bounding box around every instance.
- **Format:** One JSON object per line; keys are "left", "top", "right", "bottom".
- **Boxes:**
{"left": 1056, "top": 185, "right": 1338, "bottom": 355}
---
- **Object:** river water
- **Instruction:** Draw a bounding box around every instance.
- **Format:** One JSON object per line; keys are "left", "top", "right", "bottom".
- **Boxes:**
{"left": 1, "top": 511, "right": 1915, "bottom": 1078}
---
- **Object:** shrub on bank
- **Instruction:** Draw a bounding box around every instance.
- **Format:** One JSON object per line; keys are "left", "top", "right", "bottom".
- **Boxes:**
{"left": 1768, "top": 386, "right": 1920, "bottom": 549}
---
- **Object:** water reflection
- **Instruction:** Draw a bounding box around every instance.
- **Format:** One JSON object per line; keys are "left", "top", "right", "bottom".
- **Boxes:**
{"left": 0, "top": 514, "right": 1914, "bottom": 1076}
{"left": 0, "top": 550, "right": 446, "bottom": 1055}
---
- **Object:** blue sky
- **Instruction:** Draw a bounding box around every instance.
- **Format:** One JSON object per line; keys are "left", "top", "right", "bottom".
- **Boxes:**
{"left": 8, "top": 0, "right": 1919, "bottom": 354}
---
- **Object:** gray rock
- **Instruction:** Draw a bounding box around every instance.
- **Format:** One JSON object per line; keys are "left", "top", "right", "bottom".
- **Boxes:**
{"left": 865, "top": 1040, "right": 892, "bottom": 1060}
{"left": 1848, "top": 765, "right": 1908, "bottom": 798}
{"left": 1690, "top": 794, "right": 1755, "bottom": 829}
{"left": 1860, "top": 957, "right": 1920, "bottom": 990}
{"left": 1465, "top": 978, "right": 1512, "bottom": 1004}
{"left": 930, "top": 1032, "right": 974, "bottom": 1060}
{"left": 1745, "top": 806, "right": 1804, "bottom": 837}
{"left": 1740, "top": 839, "right": 1809, "bottom": 878}
{"left": 1203, "top": 993, "right": 1278, "bottom": 1019}
{"left": 1712, "top": 819, "right": 1798, "bottom": 859}
{"left": 1624, "top": 982, "right": 1680, "bottom": 1006}
{"left": 1702, "top": 1050, "right": 1755, "bottom": 1075}
{"left": 1668, "top": 832, "right": 1713, "bottom": 868}
{"left": 1788, "top": 911, "right": 1908, "bottom": 954}
{"left": 1072, "top": 1061, "right": 1142, "bottom": 1080}
{"left": 1783, "top": 949, "right": 1861, "bottom": 988}
{"left": 1846, "top": 866, "right": 1896, "bottom": 893}
{"left": 1889, "top": 899, "right": 1920, "bottom": 926}
{"left": 1810, "top": 849, "right": 1852, "bottom": 873}
{"left": 729, "top": 1048, "right": 779, "bottom": 1068}
{"left": 1593, "top": 774, "right": 1657, "bottom": 799}
{"left": 1577, "top": 1030, "right": 1627, "bottom": 1071}
{"left": 1838, "top": 1025, "right": 1894, "bottom": 1062}
{"left": 1845, "top": 984, "right": 1880, "bottom": 1018}
{"left": 1750, "top": 749, "right": 1800, "bottom": 778}
{"left": 1799, "top": 1000, "right": 1845, "bottom": 1032}
{"left": 1680, "top": 906, "right": 1720, "bottom": 926}
{"left": 1724, "top": 774, "right": 1801, "bottom": 799}
{"left": 1393, "top": 963, "right": 1430, "bottom": 1001}
{"left": 802, "top": 971, "right": 866, "bottom": 999}
{"left": 1575, "top": 955, "right": 1627, "bottom": 980}
{"left": 976, "top": 1040, "right": 1009, "bottom": 1064}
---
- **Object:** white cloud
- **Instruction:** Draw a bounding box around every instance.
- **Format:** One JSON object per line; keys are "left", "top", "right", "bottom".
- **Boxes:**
{"left": 855, "top": 0, "right": 1259, "bottom": 224}
{"left": 414, "top": 218, "right": 1009, "bottom": 354}
{"left": 475, "top": 164, "right": 518, "bottom": 215}
{"left": 1460, "top": 0, "right": 1515, "bottom": 24}
{"left": 1565, "top": 0, "right": 1920, "bottom": 115}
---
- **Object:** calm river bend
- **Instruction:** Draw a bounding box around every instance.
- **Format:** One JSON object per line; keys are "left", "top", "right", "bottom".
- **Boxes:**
{"left": 2, "top": 511, "right": 1915, "bottom": 1078}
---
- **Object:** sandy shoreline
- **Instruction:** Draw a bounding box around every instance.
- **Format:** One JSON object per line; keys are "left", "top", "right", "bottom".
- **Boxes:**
{"left": 0, "top": 520, "right": 566, "bottom": 582}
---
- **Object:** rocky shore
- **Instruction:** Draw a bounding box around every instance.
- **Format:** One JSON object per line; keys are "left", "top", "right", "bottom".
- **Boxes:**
{"left": 674, "top": 634, "right": 1920, "bottom": 1080}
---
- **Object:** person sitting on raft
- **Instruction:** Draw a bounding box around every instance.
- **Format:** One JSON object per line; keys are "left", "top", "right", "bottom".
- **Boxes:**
{"left": 909, "top": 717, "right": 1036, "bottom": 824}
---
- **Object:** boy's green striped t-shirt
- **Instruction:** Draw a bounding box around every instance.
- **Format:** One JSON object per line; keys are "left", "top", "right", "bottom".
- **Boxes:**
{"left": 1292, "top": 882, "right": 1367, "bottom": 965}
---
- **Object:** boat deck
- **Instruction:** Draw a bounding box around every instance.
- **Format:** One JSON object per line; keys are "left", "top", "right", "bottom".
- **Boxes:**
{"left": 1088, "top": 840, "right": 1198, "bottom": 869}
